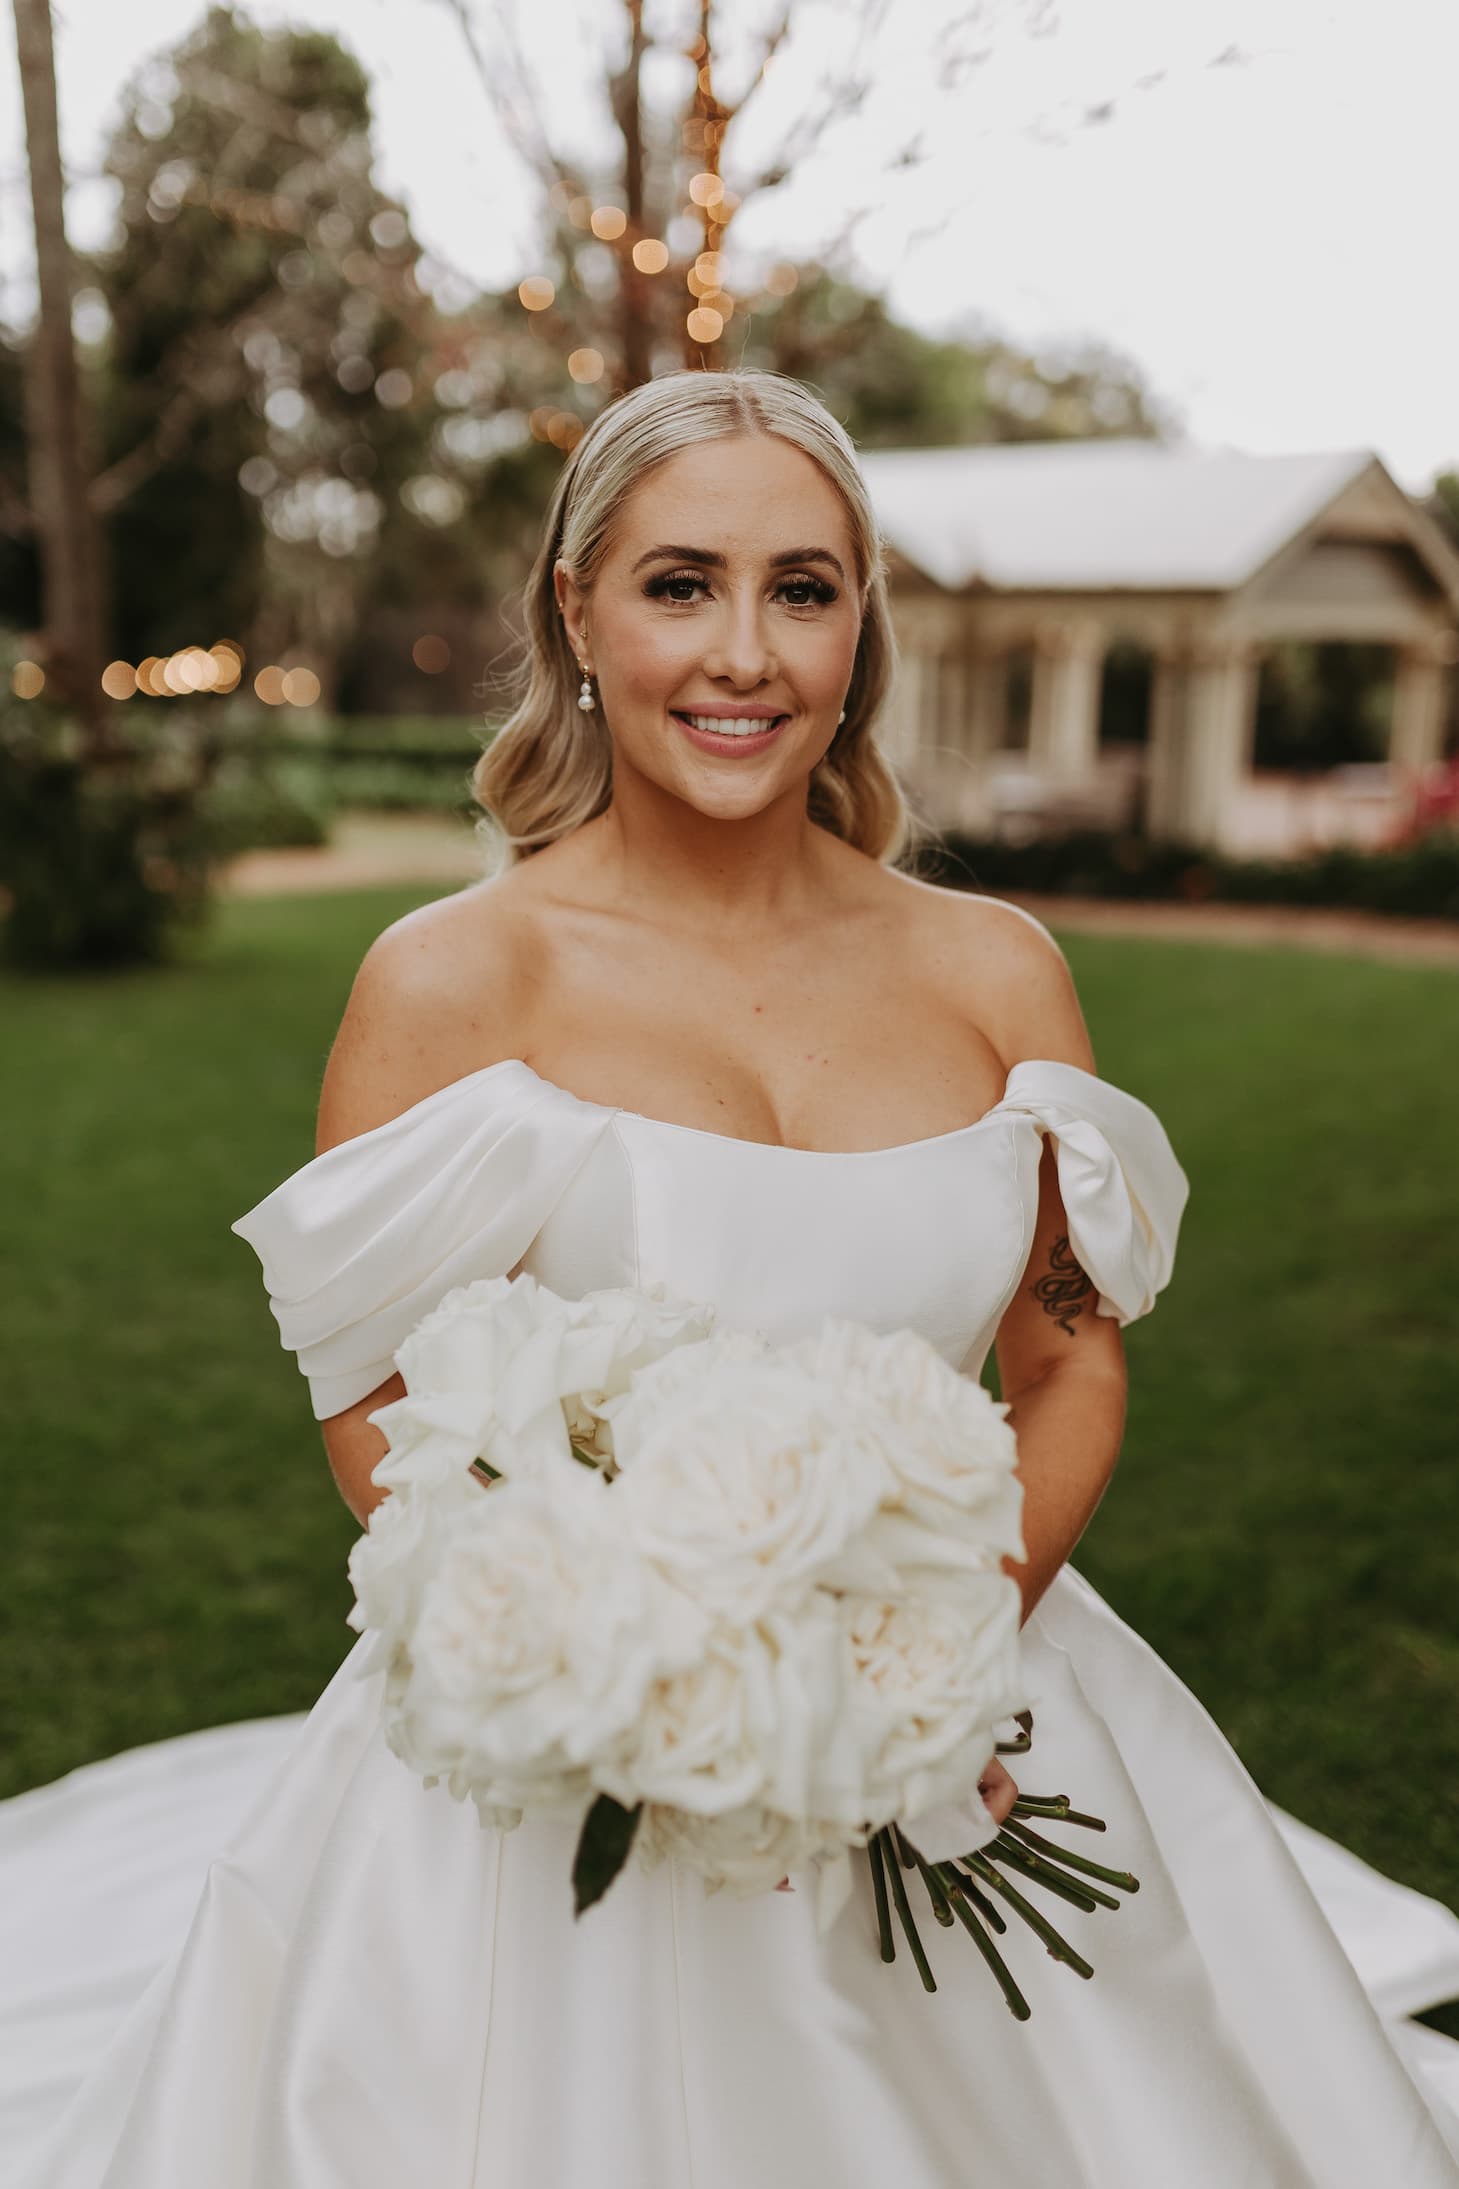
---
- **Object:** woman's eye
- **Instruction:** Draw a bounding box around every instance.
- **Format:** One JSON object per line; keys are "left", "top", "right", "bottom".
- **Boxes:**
{"left": 643, "top": 570, "right": 837, "bottom": 608}
{"left": 778, "top": 575, "right": 837, "bottom": 607}
{"left": 642, "top": 570, "right": 708, "bottom": 603}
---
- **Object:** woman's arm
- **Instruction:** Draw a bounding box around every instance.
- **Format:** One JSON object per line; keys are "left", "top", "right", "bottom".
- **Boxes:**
{"left": 973, "top": 904, "right": 1130, "bottom": 1624}
{"left": 309, "top": 891, "right": 527, "bottom": 1529}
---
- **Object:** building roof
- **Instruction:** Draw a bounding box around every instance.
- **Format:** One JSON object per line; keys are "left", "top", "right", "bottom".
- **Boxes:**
{"left": 857, "top": 439, "right": 1377, "bottom": 594}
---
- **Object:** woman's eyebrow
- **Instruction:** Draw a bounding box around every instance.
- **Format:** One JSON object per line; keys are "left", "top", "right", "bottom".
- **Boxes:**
{"left": 630, "top": 543, "right": 848, "bottom": 583}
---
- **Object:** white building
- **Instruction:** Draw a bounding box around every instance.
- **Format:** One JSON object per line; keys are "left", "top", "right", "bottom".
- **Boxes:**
{"left": 860, "top": 440, "right": 1459, "bottom": 852}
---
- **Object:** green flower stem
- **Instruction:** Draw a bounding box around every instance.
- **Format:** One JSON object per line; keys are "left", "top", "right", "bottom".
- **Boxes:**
{"left": 880, "top": 1828, "right": 938, "bottom": 1992}
{"left": 945, "top": 1863, "right": 1008, "bottom": 1934}
{"left": 1008, "top": 1794, "right": 1072, "bottom": 1818}
{"left": 935, "top": 1865, "right": 1031, "bottom": 2021}
{"left": 902, "top": 1838, "right": 958, "bottom": 1927}
{"left": 999, "top": 1816, "right": 1140, "bottom": 1894}
{"left": 868, "top": 1832, "right": 895, "bottom": 1963}
{"left": 964, "top": 1849, "right": 1096, "bottom": 1980}
{"left": 988, "top": 1834, "right": 1109, "bottom": 1914}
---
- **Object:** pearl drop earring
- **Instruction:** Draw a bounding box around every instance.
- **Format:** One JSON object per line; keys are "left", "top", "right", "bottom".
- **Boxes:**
{"left": 577, "top": 663, "right": 596, "bottom": 713}
{"left": 838, "top": 707, "right": 846, "bottom": 724}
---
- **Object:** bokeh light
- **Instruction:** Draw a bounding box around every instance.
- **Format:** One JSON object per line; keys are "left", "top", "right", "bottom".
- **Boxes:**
{"left": 547, "top": 412, "right": 584, "bottom": 450}
{"left": 568, "top": 347, "right": 605, "bottom": 384}
{"left": 209, "top": 642, "right": 243, "bottom": 692}
{"left": 374, "top": 368, "right": 413, "bottom": 409}
{"left": 766, "top": 262, "right": 799, "bottom": 296}
{"left": 254, "top": 665, "right": 286, "bottom": 705}
{"left": 11, "top": 660, "right": 44, "bottom": 699}
{"left": 589, "top": 206, "right": 626, "bottom": 241}
{"left": 686, "top": 307, "right": 724, "bottom": 344}
{"left": 281, "top": 666, "right": 321, "bottom": 707}
{"left": 101, "top": 661, "right": 137, "bottom": 700}
{"left": 688, "top": 172, "right": 725, "bottom": 207}
{"left": 631, "top": 238, "right": 669, "bottom": 274}
{"left": 412, "top": 634, "right": 451, "bottom": 674}
{"left": 517, "top": 276, "right": 556, "bottom": 312}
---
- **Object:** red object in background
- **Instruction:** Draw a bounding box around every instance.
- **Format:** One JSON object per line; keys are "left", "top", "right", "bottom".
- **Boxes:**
{"left": 1383, "top": 757, "right": 1459, "bottom": 848}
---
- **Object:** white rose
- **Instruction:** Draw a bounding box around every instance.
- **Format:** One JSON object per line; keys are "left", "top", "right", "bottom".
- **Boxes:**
{"left": 591, "top": 1624, "right": 771, "bottom": 1817}
{"left": 383, "top": 1470, "right": 709, "bottom": 1811}
{"left": 635, "top": 1798, "right": 838, "bottom": 1898}
{"left": 611, "top": 1354, "right": 893, "bottom": 1624}
{"left": 840, "top": 1570, "right": 1028, "bottom": 1831}
{"left": 594, "top": 1326, "right": 771, "bottom": 1466}
{"left": 783, "top": 1319, "right": 1026, "bottom": 1566}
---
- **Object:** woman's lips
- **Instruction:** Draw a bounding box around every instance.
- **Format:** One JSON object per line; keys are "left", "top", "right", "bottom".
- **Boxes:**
{"left": 670, "top": 711, "right": 790, "bottom": 754}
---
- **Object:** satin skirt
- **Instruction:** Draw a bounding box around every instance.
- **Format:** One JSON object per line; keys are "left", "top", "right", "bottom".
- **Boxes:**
{"left": 8, "top": 1565, "right": 1459, "bottom": 2189}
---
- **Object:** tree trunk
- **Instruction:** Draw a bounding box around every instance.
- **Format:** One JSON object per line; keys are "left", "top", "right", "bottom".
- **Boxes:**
{"left": 611, "top": 0, "right": 652, "bottom": 390}
{"left": 12, "top": 0, "right": 110, "bottom": 745}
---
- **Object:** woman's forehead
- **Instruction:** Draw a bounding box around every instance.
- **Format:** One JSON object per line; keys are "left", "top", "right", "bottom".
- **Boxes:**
{"left": 611, "top": 436, "right": 853, "bottom": 556}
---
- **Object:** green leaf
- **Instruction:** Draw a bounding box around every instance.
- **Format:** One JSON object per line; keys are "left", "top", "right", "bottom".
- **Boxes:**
{"left": 571, "top": 1792, "right": 643, "bottom": 1917}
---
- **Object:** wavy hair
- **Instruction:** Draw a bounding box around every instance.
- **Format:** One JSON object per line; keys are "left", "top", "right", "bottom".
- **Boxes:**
{"left": 471, "top": 369, "right": 916, "bottom": 871}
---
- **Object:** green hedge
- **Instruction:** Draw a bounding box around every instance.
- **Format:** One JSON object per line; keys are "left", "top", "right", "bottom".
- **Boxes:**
{"left": 916, "top": 828, "right": 1459, "bottom": 924}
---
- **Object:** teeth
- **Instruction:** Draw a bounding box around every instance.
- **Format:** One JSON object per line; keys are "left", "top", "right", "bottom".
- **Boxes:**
{"left": 680, "top": 713, "right": 783, "bottom": 737}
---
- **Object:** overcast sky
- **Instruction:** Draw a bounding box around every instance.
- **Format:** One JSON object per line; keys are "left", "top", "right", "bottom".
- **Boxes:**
{"left": 2, "top": 0, "right": 1454, "bottom": 492}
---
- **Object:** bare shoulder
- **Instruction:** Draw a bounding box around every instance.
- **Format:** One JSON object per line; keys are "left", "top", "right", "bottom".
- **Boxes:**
{"left": 888, "top": 869, "right": 1097, "bottom": 1075}
{"left": 314, "top": 874, "right": 539, "bottom": 1154}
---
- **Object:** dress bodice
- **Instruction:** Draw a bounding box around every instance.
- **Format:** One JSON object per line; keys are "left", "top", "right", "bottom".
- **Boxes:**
{"left": 231, "top": 1057, "right": 1190, "bottom": 1421}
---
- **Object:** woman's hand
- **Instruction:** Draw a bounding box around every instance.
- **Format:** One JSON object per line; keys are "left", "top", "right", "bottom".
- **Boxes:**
{"left": 978, "top": 1756, "right": 1019, "bottom": 1828}
{"left": 773, "top": 1760, "right": 1021, "bottom": 1893}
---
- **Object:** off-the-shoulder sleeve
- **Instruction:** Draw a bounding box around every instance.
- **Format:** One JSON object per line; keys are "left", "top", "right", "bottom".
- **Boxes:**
{"left": 230, "top": 1065, "right": 618, "bottom": 1420}
{"left": 996, "top": 1058, "right": 1191, "bottom": 1325}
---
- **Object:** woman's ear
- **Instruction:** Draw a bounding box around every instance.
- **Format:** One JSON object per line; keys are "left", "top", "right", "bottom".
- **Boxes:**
{"left": 554, "top": 561, "right": 588, "bottom": 666}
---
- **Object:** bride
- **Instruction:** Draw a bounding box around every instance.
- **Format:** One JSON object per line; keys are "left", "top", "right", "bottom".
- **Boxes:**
{"left": 8, "top": 367, "right": 1459, "bottom": 2186}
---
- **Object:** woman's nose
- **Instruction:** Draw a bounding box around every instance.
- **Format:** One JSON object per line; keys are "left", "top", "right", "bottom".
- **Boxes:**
{"left": 701, "top": 594, "right": 777, "bottom": 687}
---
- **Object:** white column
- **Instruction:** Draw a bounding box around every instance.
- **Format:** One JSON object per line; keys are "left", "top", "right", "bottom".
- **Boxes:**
{"left": 1144, "top": 639, "right": 1259, "bottom": 849}
{"left": 1027, "top": 620, "right": 1105, "bottom": 783}
{"left": 1389, "top": 642, "right": 1451, "bottom": 780}
{"left": 967, "top": 653, "right": 1008, "bottom": 761}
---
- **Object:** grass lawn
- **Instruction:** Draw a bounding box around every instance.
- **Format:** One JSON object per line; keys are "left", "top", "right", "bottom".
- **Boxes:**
{"left": 4, "top": 886, "right": 1457, "bottom": 2028}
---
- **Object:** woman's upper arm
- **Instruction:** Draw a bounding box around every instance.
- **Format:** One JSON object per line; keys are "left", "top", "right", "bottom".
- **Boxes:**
{"left": 309, "top": 892, "right": 520, "bottom": 1502}
{"left": 964, "top": 900, "right": 1127, "bottom": 1399}
{"left": 314, "top": 888, "right": 524, "bottom": 1158}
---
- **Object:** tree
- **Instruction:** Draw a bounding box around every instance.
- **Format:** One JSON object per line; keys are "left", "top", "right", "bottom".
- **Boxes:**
{"left": 435, "top": 0, "right": 1173, "bottom": 434}
{"left": 10, "top": 0, "right": 109, "bottom": 740}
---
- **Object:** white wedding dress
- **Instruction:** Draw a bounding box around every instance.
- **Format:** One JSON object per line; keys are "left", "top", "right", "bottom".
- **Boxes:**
{"left": 7, "top": 1056, "right": 1459, "bottom": 2187}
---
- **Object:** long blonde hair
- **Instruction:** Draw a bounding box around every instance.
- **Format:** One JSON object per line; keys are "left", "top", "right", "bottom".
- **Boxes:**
{"left": 471, "top": 369, "right": 915, "bottom": 870}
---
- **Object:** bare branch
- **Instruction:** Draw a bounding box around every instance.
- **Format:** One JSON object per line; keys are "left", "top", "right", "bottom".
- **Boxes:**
{"left": 430, "top": 0, "right": 584, "bottom": 200}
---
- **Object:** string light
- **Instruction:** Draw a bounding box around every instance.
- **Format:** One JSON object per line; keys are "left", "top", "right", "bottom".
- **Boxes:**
{"left": 101, "top": 661, "right": 137, "bottom": 700}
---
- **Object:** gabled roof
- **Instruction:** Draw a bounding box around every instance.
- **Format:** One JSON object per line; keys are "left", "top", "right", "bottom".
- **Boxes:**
{"left": 858, "top": 439, "right": 1378, "bottom": 594}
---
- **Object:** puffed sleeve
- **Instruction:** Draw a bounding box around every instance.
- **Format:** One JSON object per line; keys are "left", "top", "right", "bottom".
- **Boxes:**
{"left": 230, "top": 1063, "right": 619, "bottom": 1420}
{"left": 996, "top": 1058, "right": 1191, "bottom": 1325}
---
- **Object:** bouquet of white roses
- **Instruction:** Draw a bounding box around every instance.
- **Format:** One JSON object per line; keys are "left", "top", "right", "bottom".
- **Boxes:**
{"left": 346, "top": 1273, "right": 1138, "bottom": 2016}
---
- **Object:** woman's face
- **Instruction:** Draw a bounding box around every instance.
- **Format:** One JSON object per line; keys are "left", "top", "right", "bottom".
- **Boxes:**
{"left": 554, "top": 433, "right": 864, "bottom": 821}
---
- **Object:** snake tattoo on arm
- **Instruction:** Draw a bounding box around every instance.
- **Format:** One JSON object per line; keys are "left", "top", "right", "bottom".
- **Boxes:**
{"left": 1028, "top": 1233, "right": 1096, "bottom": 1337}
